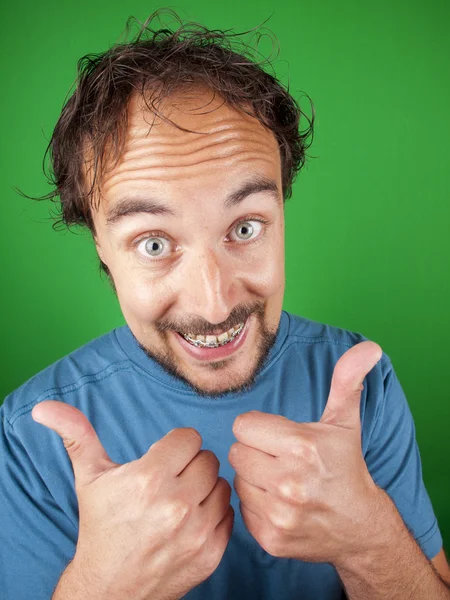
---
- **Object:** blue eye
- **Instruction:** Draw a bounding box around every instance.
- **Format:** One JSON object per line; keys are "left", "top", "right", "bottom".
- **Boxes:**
{"left": 137, "top": 236, "right": 168, "bottom": 258}
{"left": 134, "top": 218, "right": 267, "bottom": 262}
{"left": 236, "top": 222, "right": 253, "bottom": 239}
{"left": 229, "top": 220, "right": 263, "bottom": 241}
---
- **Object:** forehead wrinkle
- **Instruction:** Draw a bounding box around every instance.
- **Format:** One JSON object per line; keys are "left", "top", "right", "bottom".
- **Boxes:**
{"left": 115, "top": 121, "right": 276, "bottom": 161}
{"left": 118, "top": 112, "right": 277, "bottom": 163}
{"left": 102, "top": 152, "right": 278, "bottom": 194}
{"left": 123, "top": 135, "right": 273, "bottom": 162}
{"left": 101, "top": 132, "right": 279, "bottom": 194}
{"left": 100, "top": 101, "right": 280, "bottom": 197}
{"left": 116, "top": 127, "right": 272, "bottom": 160}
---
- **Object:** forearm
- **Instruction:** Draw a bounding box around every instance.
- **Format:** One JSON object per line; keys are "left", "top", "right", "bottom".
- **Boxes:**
{"left": 334, "top": 490, "right": 450, "bottom": 600}
{"left": 52, "top": 556, "right": 172, "bottom": 600}
{"left": 52, "top": 557, "right": 117, "bottom": 600}
{"left": 52, "top": 559, "right": 97, "bottom": 600}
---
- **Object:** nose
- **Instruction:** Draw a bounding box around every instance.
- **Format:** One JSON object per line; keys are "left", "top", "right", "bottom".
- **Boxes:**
{"left": 179, "top": 246, "right": 235, "bottom": 325}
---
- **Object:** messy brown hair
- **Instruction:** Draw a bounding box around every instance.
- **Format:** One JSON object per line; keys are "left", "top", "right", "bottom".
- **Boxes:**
{"left": 20, "top": 8, "right": 315, "bottom": 276}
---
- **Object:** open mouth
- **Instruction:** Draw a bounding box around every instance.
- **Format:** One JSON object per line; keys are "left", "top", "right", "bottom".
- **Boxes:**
{"left": 172, "top": 315, "right": 252, "bottom": 362}
{"left": 178, "top": 321, "right": 246, "bottom": 349}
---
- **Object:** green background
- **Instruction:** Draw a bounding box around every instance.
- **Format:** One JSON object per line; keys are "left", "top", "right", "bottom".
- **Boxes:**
{"left": 1, "top": 0, "right": 449, "bottom": 552}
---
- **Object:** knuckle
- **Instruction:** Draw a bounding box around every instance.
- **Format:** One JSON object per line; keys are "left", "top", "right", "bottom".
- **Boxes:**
{"left": 218, "top": 476, "right": 232, "bottom": 494}
{"left": 192, "top": 530, "right": 209, "bottom": 553}
{"left": 197, "top": 450, "right": 220, "bottom": 476}
{"left": 185, "top": 427, "right": 202, "bottom": 443}
{"left": 261, "top": 527, "right": 285, "bottom": 557}
{"left": 276, "top": 476, "right": 305, "bottom": 504}
{"left": 163, "top": 498, "right": 191, "bottom": 530}
{"left": 268, "top": 506, "right": 295, "bottom": 532}
{"left": 303, "top": 442, "right": 319, "bottom": 463}
{"left": 127, "top": 469, "right": 161, "bottom": 508}
{"left": 289, "top": 438, "right": 306, "bottom": 458}
{"left": 289, "top": 439, "right": 318, "bottom": 466}
{"left": 168, "top": 427, "right": 201, "bottom": 444}
{"left": 179, "top": 523, "right": 210, "bottom": 557}
{"left": 133, "top": 467, "right": 158, "bottom": 491}
{"left": 63, "top": 437, "right": 83, "bottom": 459}
{"left": 201, "top": 449, "right": 219, "bottom": 464}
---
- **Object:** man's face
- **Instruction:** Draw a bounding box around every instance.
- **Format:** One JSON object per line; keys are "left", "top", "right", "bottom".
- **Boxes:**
{"left": 92, "top": 87, "right": 285, "bottom": 397}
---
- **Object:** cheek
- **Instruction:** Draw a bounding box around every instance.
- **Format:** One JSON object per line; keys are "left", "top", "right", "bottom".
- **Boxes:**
{"left": 246, "top": 235, "right": 285, "bottom": 295}
{"left": 115, "top": 270, "right": 173, "bottom": 321}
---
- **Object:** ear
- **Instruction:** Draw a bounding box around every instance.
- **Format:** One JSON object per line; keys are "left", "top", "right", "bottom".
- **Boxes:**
{"left": 96, "top": 243, "right": 105, "bottom": 263}
{"left": 93, "top": 234, "right": 105, "bottom": 263}
{"left": 93, "top": 238, "right": 112, "bottom": 281}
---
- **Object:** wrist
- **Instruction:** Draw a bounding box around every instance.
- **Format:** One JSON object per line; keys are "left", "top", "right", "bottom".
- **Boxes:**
{"left": 54, "top": 553, "right": 169, "bottom": 600}
{"left": 333, "top": 487, "right": 403, "bottom": 574}
{"left": 52, "top": 555, "right": 105, "bottom": 600}
{"left": 52, "top": 558, "right": 88, "bottom": 600}
{"left": 331, "top": 489, "right": 447, "bottom": 600}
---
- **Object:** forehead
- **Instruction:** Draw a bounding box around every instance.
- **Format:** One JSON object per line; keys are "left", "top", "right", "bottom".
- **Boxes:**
{"left": 96, "top": 87, "right": 281, "bottom": 214}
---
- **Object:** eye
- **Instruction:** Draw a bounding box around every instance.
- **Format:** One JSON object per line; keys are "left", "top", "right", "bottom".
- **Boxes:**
{"left": 136, "top": 236, "right": 170, "bottom": 259}
{"left": 133, "top": 217, "right": 267, "bottom": 261}
{"left": 229, "top": 220, "right": 264, "bottom": 242}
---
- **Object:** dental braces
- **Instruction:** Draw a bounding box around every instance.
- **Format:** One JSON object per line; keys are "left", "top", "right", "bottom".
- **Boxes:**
{"left": 181, "top": 322, "right": 245, "bottom": 348}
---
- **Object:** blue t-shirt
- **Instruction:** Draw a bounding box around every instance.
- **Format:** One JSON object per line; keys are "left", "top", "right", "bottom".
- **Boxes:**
{"left": 0, "top": 311, "right": 443, "bottom": 599}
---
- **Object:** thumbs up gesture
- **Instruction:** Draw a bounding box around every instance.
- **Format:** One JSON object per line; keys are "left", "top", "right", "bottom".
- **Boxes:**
{"left": 228, "top": 341, "right": 387, "bottom": 567}
{"left": 31, "top": 402, "right": 234, "bottom": 600}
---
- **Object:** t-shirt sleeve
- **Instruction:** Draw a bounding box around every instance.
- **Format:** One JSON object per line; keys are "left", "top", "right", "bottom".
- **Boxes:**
{"left": 363, "top": 358, "right": 443, "bottom": 561}
{"left": 0, "top": 406, "right": 77, "bottom": 600}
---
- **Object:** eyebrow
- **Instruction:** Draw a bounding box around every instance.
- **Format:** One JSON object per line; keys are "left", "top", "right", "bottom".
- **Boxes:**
{"left": 105, "top": 175, "right": 281, "bottom": 229}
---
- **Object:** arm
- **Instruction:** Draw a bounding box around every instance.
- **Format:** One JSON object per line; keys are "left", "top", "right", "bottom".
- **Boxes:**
{"left": 334, "top": 489, "right": 450, "bottom": 599}
{"left": 333, "top": 353, "right": 447, "bottom": 598}
{"left": 0, "top": 407, "right": 78, "bottom": 600}
{"left": 432, "top": 548, "right": 450, "bottom": 586}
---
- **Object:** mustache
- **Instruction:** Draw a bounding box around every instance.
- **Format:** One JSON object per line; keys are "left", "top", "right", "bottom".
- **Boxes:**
{"left": 155, "top": 301, "right": 264, "bottom": 335}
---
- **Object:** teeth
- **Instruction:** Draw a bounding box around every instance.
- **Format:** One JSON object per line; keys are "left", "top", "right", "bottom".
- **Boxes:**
{"left": 182, "top": 321, "right": 245, "bottom": 348}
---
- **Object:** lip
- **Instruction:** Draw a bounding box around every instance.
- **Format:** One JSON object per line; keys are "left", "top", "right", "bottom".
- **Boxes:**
{"left": 173, "top": 315, "right": 253, "bottom": 362}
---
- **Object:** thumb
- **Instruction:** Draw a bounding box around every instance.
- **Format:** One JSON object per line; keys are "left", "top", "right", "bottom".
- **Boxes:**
{"left": 32, "top": 400, "right": 117, "bottom": 486}
{"left": 320, "top": 341, "right": 382, "bottom": 430}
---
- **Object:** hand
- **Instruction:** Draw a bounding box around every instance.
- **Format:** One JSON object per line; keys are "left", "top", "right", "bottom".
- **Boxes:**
{"left": 228, "top": 340, "right": 385, "bottom": 566}
{"left": 32, "top": 401, "right": 234, "bottom": 600}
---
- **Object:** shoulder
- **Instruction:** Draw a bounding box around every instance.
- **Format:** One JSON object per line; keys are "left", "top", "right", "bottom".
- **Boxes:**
{"left": 283, "top": 310, "right": 392, "bottom": 373}
{"left": 2, "top": 326, "right": 132, "bottom": 427}
{"left": 281, "top": 311, "right": 398, "bottom": 454}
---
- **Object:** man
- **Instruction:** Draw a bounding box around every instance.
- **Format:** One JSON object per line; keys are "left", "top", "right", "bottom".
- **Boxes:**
{"left": 1, "top": 10, "right": 449, "bottom": 600}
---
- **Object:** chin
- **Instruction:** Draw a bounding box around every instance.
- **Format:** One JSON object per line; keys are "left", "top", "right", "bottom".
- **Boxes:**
{"left": 184, "top": 370, "right": 260, "bottom": 398}
{"left": 135, "top": 302, "right": 279, "bottom": 398}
